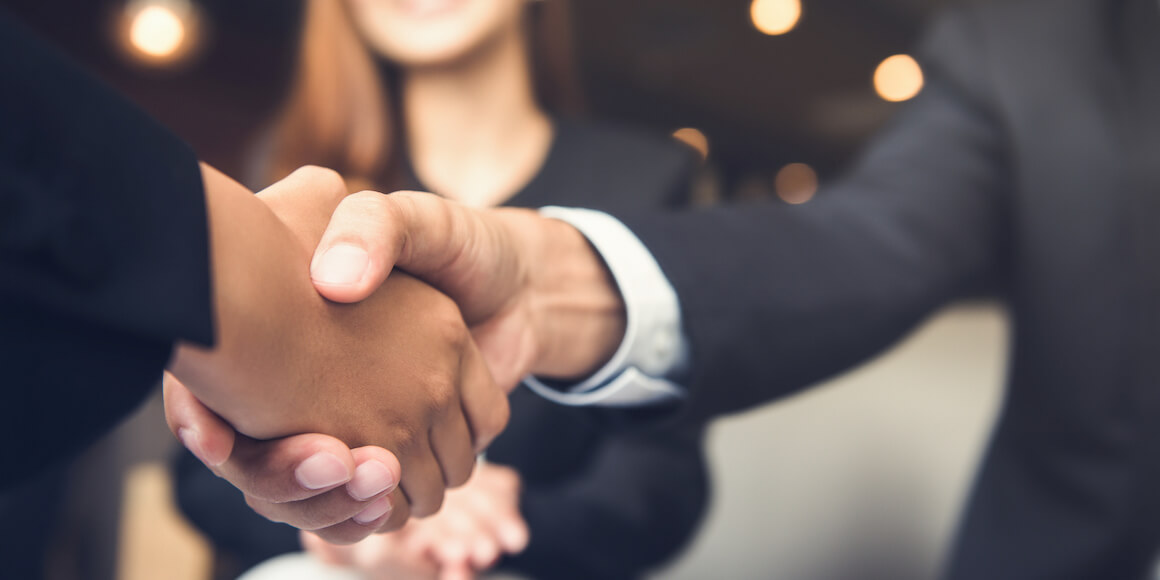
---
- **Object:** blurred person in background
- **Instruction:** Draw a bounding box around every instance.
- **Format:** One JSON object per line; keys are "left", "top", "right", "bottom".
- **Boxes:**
{"left": 174, "top": 0, "right": 708, "bottom": 578}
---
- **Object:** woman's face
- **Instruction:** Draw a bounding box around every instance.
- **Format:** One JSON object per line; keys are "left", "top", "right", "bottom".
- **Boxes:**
{"left": 346, "top": 0, "right": 527, "bottom": 68}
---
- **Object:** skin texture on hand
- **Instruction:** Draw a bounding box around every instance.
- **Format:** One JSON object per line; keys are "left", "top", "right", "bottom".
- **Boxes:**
{"left": 307, "top": 190, "right": 628, "bottom": 390}
{"left": 303, "top": 462, "right": 529, "bottom": 580}
{"left": 164, "top": 166, "right": 509, "bottom": 542}
{"left": 165, "top": 371, "right": 406, "bottom": 542}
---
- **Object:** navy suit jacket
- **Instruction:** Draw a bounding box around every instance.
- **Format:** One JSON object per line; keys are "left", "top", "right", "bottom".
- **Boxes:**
{"left": 0, "top": 8, "right": 212, "bottom": 488}
{"left": 622, "top": 0, "right": 1160, "bottom": 577}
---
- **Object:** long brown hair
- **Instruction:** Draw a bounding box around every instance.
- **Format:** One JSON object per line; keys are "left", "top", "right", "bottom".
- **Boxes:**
{"left": 264, "top": 0, "right": 582, "bottom": 191}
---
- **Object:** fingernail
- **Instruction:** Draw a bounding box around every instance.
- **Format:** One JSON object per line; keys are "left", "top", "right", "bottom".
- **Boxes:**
{"left": 295, "top": 452, "right": 351, "bottom": 490}
{"left": 177, "top": 428, "right": 207, "bottom": 464}
{"left": 312, "top": 244, "right": 369, "bottom": 286}
{"left": 347, "top": 461, "right": 397, "bottom": 501}
{"left": 352, "top": 495, "right": 392, "bottom": 525}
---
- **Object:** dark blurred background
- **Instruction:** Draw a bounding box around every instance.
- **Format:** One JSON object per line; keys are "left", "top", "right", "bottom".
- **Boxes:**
{"left": 4, "top": 0, "right": 938, "bottom": 201}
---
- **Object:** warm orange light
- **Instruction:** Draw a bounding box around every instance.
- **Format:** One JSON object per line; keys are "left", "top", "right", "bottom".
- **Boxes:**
{"left": 874, "top": 54, "right": 924, "bottom": 102}
{"left": 130, "top": 5, "right": 185, "bottom": 58}
{"left": 775, "top": 163, "right": 818, "bottom": 204}
{"left": 120, "top": 0, "right": 200, "bottom": 66}
{"left": 750, "top": 0, "right": 802, "bottom": 36}
{"left": 673, "top": 128, "right": 710, "bottom": 160}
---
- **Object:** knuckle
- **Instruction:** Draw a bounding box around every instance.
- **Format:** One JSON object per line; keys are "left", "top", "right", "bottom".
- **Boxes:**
{"left": 287, "top": 165, "right": 345, "bottom": 204}
{"left": 299, "top": 165, "right": 344, "bottom": 187}
{"left": 343, "top": 190, "right": 393, "bottom": 226}
{"left": 427, "top": 375, "right": 458, "bottom": 413}
{"left": 347, "top": 189, "right": 385, "bottom": 206}
{"left": 411, "top": 491, "right": 445, "bottom": 518}
{"left": 296, "top": 165, "right": 349, "bottom": 203}
{"left": 434, "top": 308, "right": 469, "bottom": 346}
{"left": 387, "top": 190, "right": 422, "bottom": 224}
{"left": 385, "top": 423, "right": 421, "bottom": 456}
{"left": 243, "top": 495, "right": 283, "bottom": 523}
{"left": 375, "top": 502, "right": 410, "bottom": 533}
{"left": 479, "top": 395, "right": 510, "bottom": 443}
{"left": 492, "top": 394, "right": 511, "bottom": 433}
{"left": 446, "top": 458, "right": 474, "bottom": 488}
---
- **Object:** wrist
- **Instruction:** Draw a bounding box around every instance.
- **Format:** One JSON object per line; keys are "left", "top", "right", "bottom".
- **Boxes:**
{"left": 169, "top": 164, "right": 321, "bottom": 439}
{"left": 525, "top": 216, "right": 626, "bottom": 379}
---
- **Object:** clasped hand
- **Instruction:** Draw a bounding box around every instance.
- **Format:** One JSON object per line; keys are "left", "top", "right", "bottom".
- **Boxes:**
{"left": 164, "top": 166, "right": 511, "bottom": 542}
{"left": 167, "top": 167, "right": 621, "bottom": 544}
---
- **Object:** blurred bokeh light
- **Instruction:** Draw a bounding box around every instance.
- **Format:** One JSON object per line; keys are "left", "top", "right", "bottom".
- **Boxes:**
{"left": 750, "top": 0, "right": 802, "bottom": 36}
{"left": 873, "top": 54, "right": 923, "bottom": 102}
{"left": 673, "top": 127, "right": 710, "bottom": 160}
{"left": 121, "top": 0, "right": 199, "bottom": 66}
{"left": 775, "top": 162, "right": 818, "bottom": 204}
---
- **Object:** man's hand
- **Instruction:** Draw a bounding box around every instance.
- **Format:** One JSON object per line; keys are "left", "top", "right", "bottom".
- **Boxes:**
{"left": 164, "top": 167, "right": 509, "bottom": 541}
{"left": 164, "top": 373, "right": 404, "bottom": 543}
{"left": 303, "top": 462, "right": 529, "bottom": 580}
{"left": 307, "top": 191, "right": 627, "bottom": 391}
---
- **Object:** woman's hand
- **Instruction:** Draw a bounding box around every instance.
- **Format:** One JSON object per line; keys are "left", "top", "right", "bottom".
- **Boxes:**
{"left": 303, "top": 462, "right": 530, "bottom": 580}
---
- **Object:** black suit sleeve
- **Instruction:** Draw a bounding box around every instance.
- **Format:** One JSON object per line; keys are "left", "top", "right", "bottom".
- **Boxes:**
{"left": 0, "top": 9, "right": 212, "bottom": 488}
{"left": 501, "top": 422, "right": 709, "bottom": 580}
{"left": 619, "top": 10, "right": 1009, "bottom": 423}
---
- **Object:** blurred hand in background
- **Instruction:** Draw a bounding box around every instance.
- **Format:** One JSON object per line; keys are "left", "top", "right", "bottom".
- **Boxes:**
{"left": 303, "top": 462, "right": 529, "bottom": 580}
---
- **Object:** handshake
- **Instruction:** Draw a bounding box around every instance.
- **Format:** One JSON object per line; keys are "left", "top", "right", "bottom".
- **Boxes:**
{"left": 165, "top": 164, "right": 627, "bottom": 543}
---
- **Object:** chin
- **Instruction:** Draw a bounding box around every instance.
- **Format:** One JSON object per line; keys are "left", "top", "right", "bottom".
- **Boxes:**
{"left": 351, "top": 0, "right": 518, "bottom": 67}
{"left": 379, "top": 35, "right": 483, "bottom": 68}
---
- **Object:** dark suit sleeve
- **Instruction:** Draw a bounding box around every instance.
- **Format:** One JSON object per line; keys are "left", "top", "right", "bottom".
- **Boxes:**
{"left": 500, "top": 422, "right": 709, "bottom": 580}
{"left": 619, "top": 10, "right": 1008, "bottom": 423}
{"left": 0, "top": 9, "right": 213, "bottom": 488}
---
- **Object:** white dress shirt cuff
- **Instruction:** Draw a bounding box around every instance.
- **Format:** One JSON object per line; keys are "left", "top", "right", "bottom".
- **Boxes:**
{"left": 522, "top": 207, "right": 689, "bottom": 407}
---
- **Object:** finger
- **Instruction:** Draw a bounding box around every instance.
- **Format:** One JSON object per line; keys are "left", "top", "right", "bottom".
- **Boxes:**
{"left": 162, "top": 372, "right": 234, "bottom": 468}
{"left": 256, "top": 165, "right": 351, "bottom": 249}
{"left": 433, "top": 535, "right": 471, "bottom": 572}
{"left": 435, "top": 510, "right": 500, "bottom": 571}
{"left": 310, "top": 190, "right": 406, "bottom": 303}
{"left": 399, "top": 440, "right": 446, "bottom": 518}
{"left": 431, "top": 510, "right": 481, "bottom": 564}
{"left": 461, "top": 494, "right": 528, "bottom": 555}
{"left": 219, "top": 433, "right": 356, "bottom": 503}
{"left": 470, "top": 313, "right": 537, "bottom": 393}
{"left": 245, "top": 447, "right": 399, "bottom": 529}
{"left": 430, "top": 403, "right": 477, "bottom": 489}
{"left": 304, "top": 493, "right": 394, "bottom": 545}
{"left": 346, "top": 446, "right": 402, "bottom": 501}
{"left": 495, "top": 513, "right": 530, "bottom": 554}
{"left": 469, "top": 536, "right": 501, "bottom": 571}
{"left": 244, "top": 484, "right": 383, "bottom": 531}
{"left": 312, "top": 190, "right": 497, "bottom": 305}
{"left": 374, "top": 487, "right": 413, "bottom": 534}
{"left": 438, "top": 560, "right": 476, "bottom": 580}
{"left": 458, "top": 341, "right": 509, "bottom": 454}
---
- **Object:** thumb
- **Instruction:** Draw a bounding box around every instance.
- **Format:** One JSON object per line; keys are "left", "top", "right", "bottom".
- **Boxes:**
{"left": 162, "top": 372, "right": 235, "bottom": 468}
{"left": 310, "top": 190, "right": 501, "bottom": 309}
{"left": 309, "top": 190, "right": 395, "bottom": 303}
